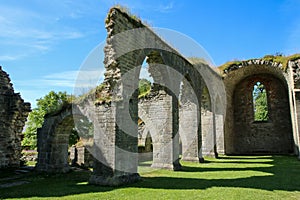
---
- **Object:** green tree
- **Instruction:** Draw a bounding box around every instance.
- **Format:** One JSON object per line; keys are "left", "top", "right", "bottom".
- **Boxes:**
{"left": 138, "top": 78, "right": 151, "bottom": 97}
{"left": 22, "top": 91, "right": 73, "bottom": 149}
{"left": 253, "top": 82, "right": 269, "bottom": 121}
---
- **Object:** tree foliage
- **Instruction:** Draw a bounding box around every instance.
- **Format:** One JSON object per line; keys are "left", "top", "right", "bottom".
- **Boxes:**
{"left": 253, "top": 82, "right": 269, "bottom": 121}
{"left": 22, "top": 91, "right": 74, "bottom": 149}
{"left": 138, "top": 78, "right": 151, "bottom": 97}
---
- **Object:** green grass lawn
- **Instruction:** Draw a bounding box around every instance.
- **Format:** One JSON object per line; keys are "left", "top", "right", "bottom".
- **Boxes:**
{"left": 1, "top": 156, "right": 300, "bottom": 200}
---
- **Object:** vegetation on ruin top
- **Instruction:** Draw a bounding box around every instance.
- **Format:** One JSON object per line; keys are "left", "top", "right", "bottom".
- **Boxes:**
{"left": 218, "top": 53, "right": 300, "bottom": 73}
{"left": 73, "top": 83, "right": 112, "bottom": 105}
{"left": 218, "top": 60, "right": 243, "bottom": 73}
{"left": 73, "top": 79, "right": 152, "bottom": 105}
{"left": 262, "top": 53, "right": 300, "bottom": 70}
{"left": 106, "top": 5, "right": 143, "bottom": 26}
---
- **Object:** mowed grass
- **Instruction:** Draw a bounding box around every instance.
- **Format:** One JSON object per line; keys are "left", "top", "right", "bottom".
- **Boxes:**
{"left": 1, "top": 156, "right": 300, "bottom": 200}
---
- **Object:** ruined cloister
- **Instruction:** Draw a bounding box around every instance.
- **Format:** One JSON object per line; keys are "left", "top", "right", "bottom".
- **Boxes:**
{"left": 2, "top": 7, "right": 300, "bottom": 187}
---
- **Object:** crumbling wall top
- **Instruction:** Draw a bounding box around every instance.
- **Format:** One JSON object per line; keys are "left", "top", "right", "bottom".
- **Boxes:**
{"left": 218, "top": 54, "right": 300, "bottom": 75}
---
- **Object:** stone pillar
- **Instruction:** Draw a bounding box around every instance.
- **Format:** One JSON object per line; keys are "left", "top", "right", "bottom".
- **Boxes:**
{"left": 290, "top": 59, "right": 300, "bottom": 157}
{"left": 150, "top": 91, "right": 180, "bottom": 170}
{"left": 89, "top": 102, "right": 140, "bottom": 186}
{"left": 138, "top": 90, "right": 181, "bottom": 170}
{"left": 70, "top": 146, "right": 77, "bottom": 166}
{"left": 294, "top": 92, "right": 300, "bottom": 157}
{"left": 179, "top": 77, "right": 202, "bottom": 162}
{"left": 76, "top": 146, "right": 93, "bottom": 167}
{"left": 215, "top": 113, "right": 225, "bottom": 155}
{"left": 201, "top": 110, "right": 214, "bottom": 157}
{"left": 179, "top": 101, "right": 199, "bottom": 161}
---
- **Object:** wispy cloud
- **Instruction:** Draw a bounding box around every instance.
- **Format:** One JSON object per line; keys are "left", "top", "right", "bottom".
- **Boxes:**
{"left": 15, "top": 69, "right": 105, "bottom": 89}
{"left": 0, "top": 3, "right": 86, "bottom": 60}
{"left": 156, "top": 2, "right": 174, "bottom": 13}
{"left": 0, "top": 55, "right": 22, "bottom": 61}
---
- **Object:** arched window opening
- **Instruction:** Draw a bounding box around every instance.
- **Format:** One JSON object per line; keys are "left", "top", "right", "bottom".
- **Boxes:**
{"left": 138, "top": 57, "right": 153, "bottom": 98}
{"left": 253, "top": 82, "right": 269, "bottom": 121}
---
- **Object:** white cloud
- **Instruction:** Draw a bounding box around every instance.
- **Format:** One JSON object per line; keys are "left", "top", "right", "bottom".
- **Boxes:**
{"left": 0, "top": 55, "right": 21, "bottom": 61}
{"left": 13, "top": 69, "right": 105, "bottom": 106}
{"left": 0, "top": 4, "right": 86, "bottom": 60}
{"left": 15, "top": 69, "right": 105, "bottom": 89}
{"left": 156, "top": 2, "right": 174, "bottom": 13}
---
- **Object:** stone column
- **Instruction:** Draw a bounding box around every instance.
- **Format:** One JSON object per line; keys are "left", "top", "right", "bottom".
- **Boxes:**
{"left": 151, "top": 93, "right": 179, "bottom": 169}
{"left": 294, "top": 92, "right": 300, "bottom": 157}
{"left": 89, "top": 100, "right": 140, "bottom": 186}
{"left": 179, "top": 102, "right": 199, "bottom": 161}
{"left": 138, "top": 89, "right": 181, "bottom": 170}
{"left": 215, "top": 113, "right": 225, "bottom": 155}
{"left": 179, "top": 77, "right": 202, "bottom": 162}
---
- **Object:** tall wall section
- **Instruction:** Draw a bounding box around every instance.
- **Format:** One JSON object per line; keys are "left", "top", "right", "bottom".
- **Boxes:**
{"left": 0, "top": 66, "right": 31, "bottom": 169}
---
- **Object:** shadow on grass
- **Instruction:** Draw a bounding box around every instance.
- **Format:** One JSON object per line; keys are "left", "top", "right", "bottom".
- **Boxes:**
{"left": 0, "top": 156, "right": 300, "bottom": 199}
{"left": 133, "top": 173, "right": 300, "bottom": 191}
{"left": 134, "top": 156, "right": 300, "bottom": 191}
{"left": 0, "top": 170, "right": 114, "bottom": 199}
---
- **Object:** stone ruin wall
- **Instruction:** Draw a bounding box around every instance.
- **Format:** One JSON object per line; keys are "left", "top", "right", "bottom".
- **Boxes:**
{"left": 89, "top": 7, "right": 208, "bottom": 184}
{"left": 138, "top": 90, "right": 176, "bottom": 169}
{"left": 222, "top": 59, "right": 300, "bottom": 155}
{"left": 36, "top": 6, "right": 300, "bottom": 185}
{"left": 33, "top": 7, "right": 300, "bottom": 187}
{"left": 0, "top": 66, "right": 31, "bottom": 169}
{"left": 288, "top": 59, "right": 300, "bottom": 156}
{"left": 233, "top": 74, "right": 293, "bottom": 154}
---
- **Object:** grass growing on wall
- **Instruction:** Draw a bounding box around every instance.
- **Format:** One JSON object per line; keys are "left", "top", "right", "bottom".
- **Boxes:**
{"left": 1, "top": 156, "right": 300, "bottom": 200}
{"left": 218, "top": 53, "right": 300, "bottom": 73}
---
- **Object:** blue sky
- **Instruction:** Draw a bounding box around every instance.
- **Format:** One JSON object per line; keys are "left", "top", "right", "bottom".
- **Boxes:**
{"left": 1, "top": 0, "right": 300, "bottom": 108}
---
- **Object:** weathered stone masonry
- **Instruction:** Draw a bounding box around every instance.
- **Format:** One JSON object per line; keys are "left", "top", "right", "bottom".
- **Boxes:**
{"left": 222, "top": 59, "right": 300, "bottom": 155}
{"left": 35, "top": 7, "right": 300, "bottom": 188}
{"left": 88, "top": 7, "right": 204, "bottom": 185}
{"left": 35, "top": 8, "right": 224, "bottom": 185}
{"left": 0, "top": 66, "right": 31, "bottom": 169}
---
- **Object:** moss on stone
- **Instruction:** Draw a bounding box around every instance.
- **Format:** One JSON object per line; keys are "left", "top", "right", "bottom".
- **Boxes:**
{"left": 218, "top": 54, "right": 300, "bottom": 73}
{"left": 262, "top": 54, "right": 300, "bottom": 70}
{"left": 72, "top": 83, "right": 112, "bottom": 105}
{"left": 218, "top": 61, "right": 243, "bottom": 72}
{"left": 138, "top": 90, "right": 151, "bottom": 99}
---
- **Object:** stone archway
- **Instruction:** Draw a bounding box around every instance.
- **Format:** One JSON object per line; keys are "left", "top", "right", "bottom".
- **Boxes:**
{"left": 222, "top": 59, "right": 295, "bottom": 155}
{"left": 36, "top": 107, "right": 73, "bottom": 173}
{"left": 36, "top": 105, "right": 93, "bottom": 173}
{"left": 232, "top": 74, "right": 293, "bottom": 154}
